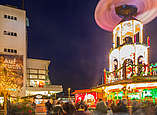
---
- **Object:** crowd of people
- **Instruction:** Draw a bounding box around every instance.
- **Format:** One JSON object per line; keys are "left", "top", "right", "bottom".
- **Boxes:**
{"left": 44, "top": 99, "right": 157, "bottom": 115}
{"left": 45, "top": 99, "right": 89, "bottom": 115}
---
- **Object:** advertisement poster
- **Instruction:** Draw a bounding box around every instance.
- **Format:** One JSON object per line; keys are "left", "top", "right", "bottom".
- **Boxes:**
{"left": 0, "top": 54, "right": 23, "bottom": 89}
{"left": 75, "top": 92, "right": 97, "bottom": 107}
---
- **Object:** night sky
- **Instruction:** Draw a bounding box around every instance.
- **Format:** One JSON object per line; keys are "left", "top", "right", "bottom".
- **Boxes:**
{"left": 1, "top": 0, "right": 157, "bottom": 91}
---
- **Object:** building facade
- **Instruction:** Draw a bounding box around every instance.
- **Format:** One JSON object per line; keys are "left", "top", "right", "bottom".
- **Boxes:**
{"left": 108, "top": 19, "right": 149, "bottom": 83}
{"left": 0, "top": 5, "right": 62, "bottom": 97}
{"left": 0, "top": 5, "right": 26, "bottom": 97}
{"left": 26, "top": 58, "right": 63, "bottom": 96}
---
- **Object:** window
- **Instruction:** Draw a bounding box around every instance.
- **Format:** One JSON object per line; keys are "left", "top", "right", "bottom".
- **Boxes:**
{"left": 3, "top": 48, "right": 17, "bottom": 53}
{"left": 30, "top": 69, "right": 38, "bottom": 74}
{"left": 4, "top": 31, "right": 7, "bottom": 35}
{"left": 3, "top": 31, "right": 17, "bottom": 37}
{"left": 8, "top": 49, "right": 10, "bottom": 52}
{"left": 14, "top": 33, "right": 17, "bottom": 36}
{"left": 39, "top": 70, "right": 46, "bottom": 74}
{"left": 30, "top": 80, "right": 37, "bottom": 87}
{"left": 11, "top": 16, "right": 13, "bottom": 19}
{"left": 138, "top": 56, "right": 144, "bottom": 75}
{"left": 117, "top": 36, "right": 120, "bottom": 47}
{"left": 8, "top": 32, "right": 10, "bottom": 35}
{"left": 30, "top": 74, "right": 37, "bottom": 79}
{"left": 125, "top": 36, "right": 133, "bottom": 44}
{"left": 14, "top": 50, "right": 17, "bottom": 53}
{"left": 39, "top": 75, "right": 45, "bottom": 79}
{"left": 14, "top": 17, "right": 17, "bottom": 20}
{"left": 135, "top": 32, "right": 139, "bottom": 43}
{"left": 11, "top": 32, "right": 14, "bottom": 36}
{"left": 4, "top": 48, "right": 7, "bottom": 52}
{"left": 122, "top": 59, "right": 133, "bottom": 79}
{"left": 4, "top": 15, "right": 7, "bottom": 18}
{"left": 4, "top": 15, "right": 17, "bottom": 21}
{"left": 11, "top": 49, "right": 14, "bottom": 53}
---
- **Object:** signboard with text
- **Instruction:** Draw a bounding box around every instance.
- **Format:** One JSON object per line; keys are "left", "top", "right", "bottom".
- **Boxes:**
{"left": 0, "top": 54, "right": 23, "bottom": 88}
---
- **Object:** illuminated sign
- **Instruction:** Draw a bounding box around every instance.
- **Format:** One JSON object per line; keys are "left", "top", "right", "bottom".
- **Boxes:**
{"left": 75, "top": 92, "right": 97, "bottom": 107}
{"left": 113, "top": 20, "right": 143, "bottom": 48}
{"left": 0, "top": 54, "right": 23, "bottom": 88}
{"left": 107, "top": 45, "right": 148, "bottom": 83}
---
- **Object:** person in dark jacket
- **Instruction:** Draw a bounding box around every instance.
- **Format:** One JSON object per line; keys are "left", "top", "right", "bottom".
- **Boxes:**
{"left": 95, "top": 99, "right": 107, "bottom": 115}
{"left": 62, "top": 102, "right": 76, "bottom": 115}
{"left": 45, "top": 100, "right": 52, "bottom": 115}
{"left": 52, "top": 101, "right": 64, "bottom": 115}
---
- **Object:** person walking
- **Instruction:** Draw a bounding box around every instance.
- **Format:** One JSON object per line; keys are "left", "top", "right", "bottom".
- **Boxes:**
{"left": 62, "top": 102, "right": 76, "bottom": 115}
{"left": 31, "top": 101, "right": 36, "bottom": 113}
{"left": 95, "top": 99, "right": 107, "bottom": 115}
{"left": 45, "top": 100, "right": 52, "bottom": 115}
{"left": 52, "top": 101, "right": 64, "bottom": 115}
{"left": 107, "top": 107, "right": 113, "bottom": 115}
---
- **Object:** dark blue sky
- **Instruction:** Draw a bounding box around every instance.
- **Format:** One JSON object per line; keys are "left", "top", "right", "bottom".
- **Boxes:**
{"left": 1, "top": 0, "right": 157, "bottom": 91}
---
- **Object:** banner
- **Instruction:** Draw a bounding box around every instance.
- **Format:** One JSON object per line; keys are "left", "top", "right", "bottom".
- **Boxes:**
{"left": 0, "top": 54, "right": 23, "bottom": 89}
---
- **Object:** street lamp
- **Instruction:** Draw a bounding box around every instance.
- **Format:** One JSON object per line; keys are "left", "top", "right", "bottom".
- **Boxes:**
{"left": 68, "top": 88, "right": 71, "bottom": 99}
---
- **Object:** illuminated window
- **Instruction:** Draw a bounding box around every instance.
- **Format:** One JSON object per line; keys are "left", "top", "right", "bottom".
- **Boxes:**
{"left": 39, "top": 70, "right": 46, "bottom": 74}
{"left": 113, "top": 59, "right": 118, "bottom": 78}
{"left": 30, "top": 69, "right": 38, "bottom": 74}
{"left": 39, "top": 75, "right": 45, "bottom": 79}
{"left": 30, "top": 74, "right": 37, "bottom": 79}
{"left": 137, "top": 56, "right": 144, "bottom": 75}
{"left": 30, "top": 80, "right": 37, "bottom": 87}
{"left": 123, "top": 59, "right": 133, "bottom": 79}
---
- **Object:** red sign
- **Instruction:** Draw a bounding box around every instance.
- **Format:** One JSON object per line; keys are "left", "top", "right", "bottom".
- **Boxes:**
{"left": 75, "top": 92, "right": 97, "bottom": 108}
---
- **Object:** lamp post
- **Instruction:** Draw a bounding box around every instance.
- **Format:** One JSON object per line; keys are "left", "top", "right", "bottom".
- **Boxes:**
{"left": 68, "top": 88, "right": 71, "bottom": 100}
{"left": 54, "top": 93, "right": 56, "bottom": 100}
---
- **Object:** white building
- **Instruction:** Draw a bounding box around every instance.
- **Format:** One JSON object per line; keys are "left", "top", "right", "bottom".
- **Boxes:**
{"left": 0, "top": 5, "right": 62, "bottom": 97}
{"left": 0, "top": 5, "right": 27, "bottom": 97}
{"left": 26, "top": 58, "right": 63, "bottom": 96}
